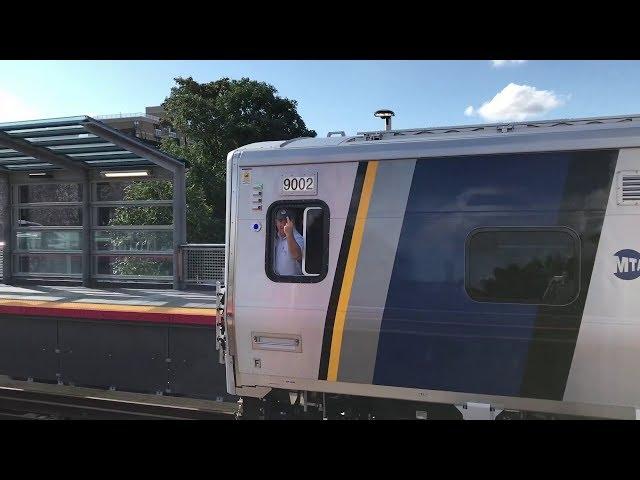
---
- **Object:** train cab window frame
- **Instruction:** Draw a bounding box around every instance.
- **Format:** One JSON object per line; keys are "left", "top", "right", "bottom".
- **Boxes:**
{"left": 265, "top": 200, "right": 330, "bottom": 283}
{"left": 464, "top": 226, "right": 581, "bottom": 306}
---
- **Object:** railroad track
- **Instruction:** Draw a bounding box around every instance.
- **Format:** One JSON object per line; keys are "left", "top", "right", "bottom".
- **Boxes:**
{"left": 0, "top": 387, "right": 238, "bottom": 420}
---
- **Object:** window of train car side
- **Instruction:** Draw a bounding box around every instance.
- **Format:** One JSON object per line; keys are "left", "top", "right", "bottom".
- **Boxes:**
{"left": 265, "top": 201, "right": 330, "bottom": 283}
{"left": 465, "top": 228, "right": 581, "bottom": 305}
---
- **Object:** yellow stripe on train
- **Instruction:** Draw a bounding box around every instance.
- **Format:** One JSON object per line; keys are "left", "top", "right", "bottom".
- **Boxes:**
{"left": 327, "top": 160, "right": 379, "bottom": 381}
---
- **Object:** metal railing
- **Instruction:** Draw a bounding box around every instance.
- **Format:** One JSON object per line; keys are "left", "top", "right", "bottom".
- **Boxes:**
{"left": 95, "top": 113, "right": 161, "bottom": 122}
{"left": 180, "top": 244, "right": 225, "bottom": 286}
{"left": 155, "top": 128, "right": 178, "bottom": 139}
{"left": 1, "top": 241, "right": 225, "bottom": 287}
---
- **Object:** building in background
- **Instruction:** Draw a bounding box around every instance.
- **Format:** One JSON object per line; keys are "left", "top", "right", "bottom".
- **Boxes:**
{"left": 96, "top": 106, "right": 186, "bottom": 147}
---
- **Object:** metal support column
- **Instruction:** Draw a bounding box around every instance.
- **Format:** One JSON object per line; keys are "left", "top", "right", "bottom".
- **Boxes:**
{"left": 82, "top": 172, "right": 91, "bottom": 287}
{"left": 0, "top": 174, "right": 11, "bottom": 284}
{"left": 173, "top": 165, "right": 187, "bottom": 290}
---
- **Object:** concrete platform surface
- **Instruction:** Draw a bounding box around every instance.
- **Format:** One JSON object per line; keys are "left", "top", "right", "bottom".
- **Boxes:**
{"left": 0, "top": 284, "right": 218, "bottom": 326}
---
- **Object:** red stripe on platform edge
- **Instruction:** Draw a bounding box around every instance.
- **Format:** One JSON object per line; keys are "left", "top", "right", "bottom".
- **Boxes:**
{"left": 0, "top": 304, "right": 215, "bottom": 326}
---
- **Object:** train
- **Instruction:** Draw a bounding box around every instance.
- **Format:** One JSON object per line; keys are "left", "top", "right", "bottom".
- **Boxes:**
{"left": 220, "top": 114, "right": 640, "bottom": 419}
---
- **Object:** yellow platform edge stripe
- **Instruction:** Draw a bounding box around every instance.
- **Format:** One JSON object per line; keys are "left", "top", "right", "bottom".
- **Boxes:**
{"left": 0, "top": 298, "right": 216, "bottom": 316}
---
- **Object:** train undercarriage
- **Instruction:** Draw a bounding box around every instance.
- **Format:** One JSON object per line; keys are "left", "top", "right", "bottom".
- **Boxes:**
{"left": 237, "top": 389, "right": 586, "bottom": 420}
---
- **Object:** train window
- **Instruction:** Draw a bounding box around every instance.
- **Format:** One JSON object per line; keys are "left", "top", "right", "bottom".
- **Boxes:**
{"left": 465, "top": 228, "right": 580, "bottom": 305}
{"left": 265, "top": 201, "right": 330, "bottom": 283}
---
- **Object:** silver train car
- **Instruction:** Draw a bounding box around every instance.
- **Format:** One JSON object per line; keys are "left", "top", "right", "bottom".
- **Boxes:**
{"left": 220, "top": 115, "right": 640, "bottom": 419}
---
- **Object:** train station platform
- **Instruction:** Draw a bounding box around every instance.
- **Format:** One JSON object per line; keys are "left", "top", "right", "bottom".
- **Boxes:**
{"left": 0, "top": 284, "right": 230, "bottom": 402}
{"left": 0, "top": 284, "right": 216, "bottom": 326}
{"left": 0, "top": 115, "right": 229, "bottom": 408}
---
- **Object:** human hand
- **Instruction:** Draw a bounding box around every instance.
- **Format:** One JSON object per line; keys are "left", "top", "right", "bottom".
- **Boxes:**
{"left": 284, "top": 217, "right": 294, "bottom": 237}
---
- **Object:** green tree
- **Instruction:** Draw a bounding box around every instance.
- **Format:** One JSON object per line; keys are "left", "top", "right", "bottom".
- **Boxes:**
{"left": 107, "top": 180, "right": 173, "bottom": 227}
{"left": 106, "top": 180, "right": 174, "bottom": 277}
{"left": 158, "top": 76, "right": 317, "bottom": 243}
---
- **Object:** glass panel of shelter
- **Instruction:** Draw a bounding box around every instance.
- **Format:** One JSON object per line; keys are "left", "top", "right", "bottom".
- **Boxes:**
{"left": 90, "top": 177, "right": 174, "bottom": 280}
{"left": 13, "top": 182, "right": 84, "bottom": 277}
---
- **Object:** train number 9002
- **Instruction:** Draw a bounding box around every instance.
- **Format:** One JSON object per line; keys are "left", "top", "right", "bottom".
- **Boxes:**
{"left": 281, "top": 175, "right": 317, "bottom": 195}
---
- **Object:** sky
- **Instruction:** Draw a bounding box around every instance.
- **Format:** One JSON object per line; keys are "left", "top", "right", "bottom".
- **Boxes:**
{"left": 0, "top": 60, "right": 640, "bottom": 136}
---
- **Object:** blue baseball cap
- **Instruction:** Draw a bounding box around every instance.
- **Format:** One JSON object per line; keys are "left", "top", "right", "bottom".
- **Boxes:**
{"left": 276, "top": 208, "right": 294, "bottom": 220}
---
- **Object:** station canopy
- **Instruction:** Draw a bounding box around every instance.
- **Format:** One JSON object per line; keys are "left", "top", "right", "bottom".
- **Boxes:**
{"left": 0, "top": 116, "right": 187, "bottom": 173}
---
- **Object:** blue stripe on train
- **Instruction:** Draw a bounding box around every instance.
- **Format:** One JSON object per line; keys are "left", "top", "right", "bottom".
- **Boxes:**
{"left": 372, "top": 153, "right": 572, "bottom": 397}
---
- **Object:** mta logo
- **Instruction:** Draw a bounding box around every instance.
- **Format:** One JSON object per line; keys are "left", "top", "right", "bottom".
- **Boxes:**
{"left": 614, "top": 249, "right": 640, "bottom": 280}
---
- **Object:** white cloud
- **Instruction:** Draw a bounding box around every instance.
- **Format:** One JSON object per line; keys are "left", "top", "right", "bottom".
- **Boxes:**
{"left": 491, "top": 60, "right": 527, "bottom": 67}
{"left": 0, "top": 89, "right": 42, "bottom": 122}
{"left": 464, "top": 83, "right": 566, "bottom": 122}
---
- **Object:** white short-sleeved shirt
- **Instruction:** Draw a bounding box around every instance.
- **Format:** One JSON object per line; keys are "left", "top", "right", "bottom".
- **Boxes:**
{"left": 274, "top": 230, "right": 304, "bottom": 276}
